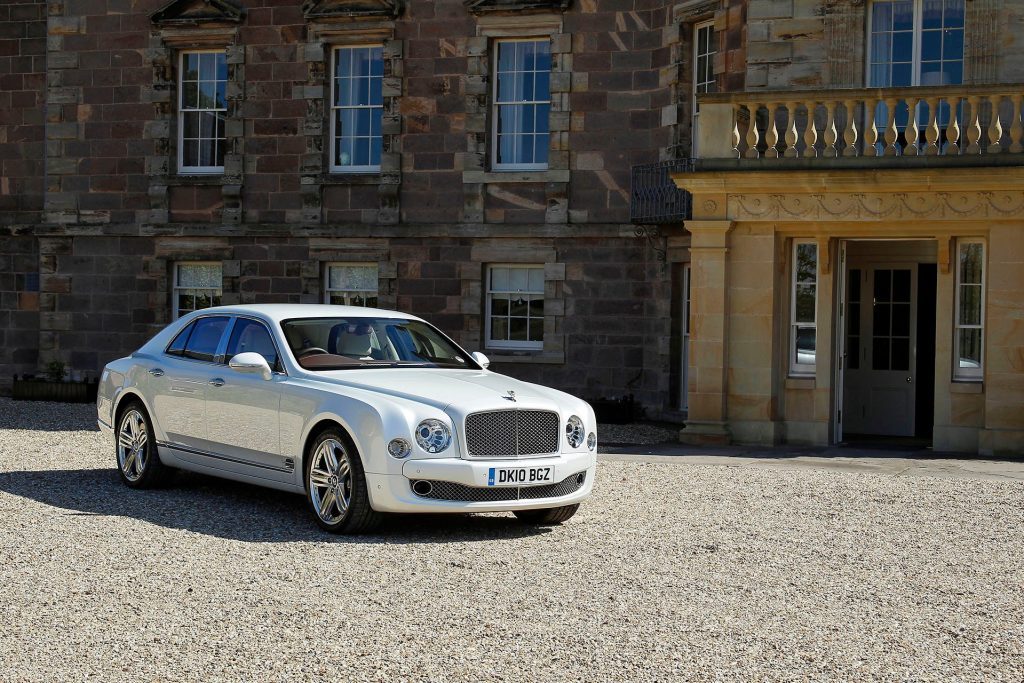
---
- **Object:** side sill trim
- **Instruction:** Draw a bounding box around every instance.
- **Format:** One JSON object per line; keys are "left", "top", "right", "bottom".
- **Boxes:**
{"left": 157, "top": 440, "right": 294, "bottom": 474}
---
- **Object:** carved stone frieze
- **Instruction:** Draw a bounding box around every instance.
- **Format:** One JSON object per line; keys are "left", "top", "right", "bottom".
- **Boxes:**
{"left": 728, "top": 191, "right": 1024, "bottom": 221}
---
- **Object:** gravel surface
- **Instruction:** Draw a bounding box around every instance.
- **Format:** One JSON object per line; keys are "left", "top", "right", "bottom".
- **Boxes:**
{"left": 1, "top": 398, "right": 1022, "bottom": 682}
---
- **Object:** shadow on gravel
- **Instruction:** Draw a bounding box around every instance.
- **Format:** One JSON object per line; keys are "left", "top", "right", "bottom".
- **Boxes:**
{"left": 0, "top": 468, "right": 554, "bottom": 543}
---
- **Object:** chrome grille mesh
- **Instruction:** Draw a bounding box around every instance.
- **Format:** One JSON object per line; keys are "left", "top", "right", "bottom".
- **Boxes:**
{"left": 411, "top": 471, "right": 587, "bottom": 503}
{"left": 464, "top": 409, "right": 560, "bottom": 458}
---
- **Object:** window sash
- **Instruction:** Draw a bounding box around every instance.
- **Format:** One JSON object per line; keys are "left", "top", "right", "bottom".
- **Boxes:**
{"left": 867, "top": 0, "right": 965, "bottom": 88}
{"left": 330, "top": 45, "right": 384, "bottom": 173}
{"left": 790, "top": 242, "right": 818, "bottom": 375}
{"left": 953, "top": 239, "right": 984, "bottom": 380}
{"left": 324, "top": 263, "right": 379, "bottom": 307}
{"left": 178, "top": 50, "right": 227, "bottom": 173}
{"left": 485, "top": 264, "right": 545, "bottom": 350}
{"left": 172, "top": 262, "right": 223, "bottom": 320}
{"left": 492, "top": 39, "right": 551, "bottom": 171}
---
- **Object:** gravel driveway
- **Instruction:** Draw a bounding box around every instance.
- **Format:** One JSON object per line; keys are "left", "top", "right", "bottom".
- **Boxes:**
{"left": 1, "top": 398, "right": 1022, "bottom": 682}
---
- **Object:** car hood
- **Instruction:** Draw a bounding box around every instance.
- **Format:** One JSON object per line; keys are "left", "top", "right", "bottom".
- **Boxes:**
{"left": 306, "top": 368, "right": 582, "bottom": 417}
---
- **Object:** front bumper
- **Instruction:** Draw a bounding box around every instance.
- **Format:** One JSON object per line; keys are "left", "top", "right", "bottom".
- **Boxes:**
{"left": 365, "top": 450, "right": 596, "bottom": 513}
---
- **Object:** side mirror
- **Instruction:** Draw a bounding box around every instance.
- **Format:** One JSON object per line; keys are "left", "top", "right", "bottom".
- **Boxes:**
{"left": 228, "top": 352, "right": 273, "bottom": 381}
{"left": 472, "top": 351, "right": 490, "bottom": 370}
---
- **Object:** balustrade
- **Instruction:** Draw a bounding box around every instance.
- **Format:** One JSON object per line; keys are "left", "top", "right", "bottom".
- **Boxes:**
{"left": 699, "top": 85, "right": 1024, "bottom": 160}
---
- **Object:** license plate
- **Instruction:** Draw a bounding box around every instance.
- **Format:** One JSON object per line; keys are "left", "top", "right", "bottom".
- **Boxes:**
{"left": 487, "top": 466, "right": 554, "bottom": 487}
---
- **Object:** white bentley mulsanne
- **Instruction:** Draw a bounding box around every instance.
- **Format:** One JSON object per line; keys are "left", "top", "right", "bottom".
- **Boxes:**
{"left": 97, "top": 304, "right": 597, "bottom": 533}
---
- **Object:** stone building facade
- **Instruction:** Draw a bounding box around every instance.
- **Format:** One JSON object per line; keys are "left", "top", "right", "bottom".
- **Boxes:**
{"left": 1, "top": 0, "right": 714, "bottom": 418}
{"left": 1, "top": 0, "right": 1023, "bottom": 453}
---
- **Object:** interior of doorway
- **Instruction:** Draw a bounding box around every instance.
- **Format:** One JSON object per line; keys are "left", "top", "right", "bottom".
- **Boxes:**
{"left": 837, "top": 240, "right": 937, "bottom": 448}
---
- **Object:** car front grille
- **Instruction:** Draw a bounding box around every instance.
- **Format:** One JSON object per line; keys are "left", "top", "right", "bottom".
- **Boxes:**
{"left": 464, "top": 409, "right": 560, "bottom": 458}
{"left": 411, "top": 471, "right": 587, "bottom": 503}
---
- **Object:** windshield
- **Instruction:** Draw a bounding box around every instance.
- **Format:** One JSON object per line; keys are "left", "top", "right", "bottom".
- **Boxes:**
{"left": 281, "top": 317, "right": 476, "bottom": 371}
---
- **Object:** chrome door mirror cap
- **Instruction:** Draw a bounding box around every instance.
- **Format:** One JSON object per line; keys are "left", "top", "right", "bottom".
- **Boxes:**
{"left": 228, "top": 352, "right": 273, "bottom": 381}
{"left": 471, "top": 351, "right": 490, "bottom": 370}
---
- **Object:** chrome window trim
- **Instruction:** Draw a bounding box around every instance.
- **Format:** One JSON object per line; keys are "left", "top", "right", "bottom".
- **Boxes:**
{"left": 161, "top": 314, "right": 233, "bottom": 367}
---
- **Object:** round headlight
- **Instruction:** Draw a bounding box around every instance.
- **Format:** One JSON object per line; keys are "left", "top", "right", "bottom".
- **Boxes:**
{"left": 566, "top": 415, "right": 585, "bottom": 449}
{"left": 387, "top": 438, "right": 411, "bottom": 459}
{"left": 415, "top": 419, "right": 451, "bottom": 453}
{"left": 587, "top": 432, "right": 597, "bottom": 452}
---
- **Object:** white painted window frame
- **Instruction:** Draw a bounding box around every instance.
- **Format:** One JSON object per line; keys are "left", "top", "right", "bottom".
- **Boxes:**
{"left": 692, "top": 19, "right": 716, "bottom": 157}
{"left": 790, "top": 240, "right": 818, "bottom": 377}
{"left": 485, "top": 263, "right": 545, "bottom": 351}
{"left": 329, "top": 44, "right": 384, "bottom": 174}
{"left": 178, "top": 49, "right": 226, "bottom": 175}
{"left": 865, "top": 0, "right": 965, "bottom": 87}
{"left": 172, "top": 261, "right": 223, "bottom": 321}
{"left": 323, "top": 262, "right": 380, "bottom": 306}
{"left": 953, "top": 239, "right": 985, "bottom": 381}
{"left": 491, "top": 37, "right": 551, "bottom": 172}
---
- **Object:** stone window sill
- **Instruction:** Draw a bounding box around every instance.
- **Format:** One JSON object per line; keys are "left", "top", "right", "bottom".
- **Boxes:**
{"left": 950, "top": 380, "right": 984, "bottom": 393}
{"left": 785, "top": 376, "right": 815, "bottom": 389}
{"left": 323, "top": 173, "right": 382, "bottom": 186}
{"left": 486, "top": 349, "right": 565, "bottom": 365}
{"left": 168, "top": 175, "right": 227, "bottom": 186}
{"left": 462, "top": 169, "right": 570, "bottom": 184}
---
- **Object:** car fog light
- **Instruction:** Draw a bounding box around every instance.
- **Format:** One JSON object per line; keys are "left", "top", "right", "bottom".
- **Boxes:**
{"left": 415, "top": 419, "right": 451, "bottom": 453}
{"left": 566, "top": 415, "right": 585, "bottom": 448}
{"left": 587, "top": 432, "right": 597, "bottom": 452}
{"left": 387, "top": 438, "right": 411, "bottom": 459}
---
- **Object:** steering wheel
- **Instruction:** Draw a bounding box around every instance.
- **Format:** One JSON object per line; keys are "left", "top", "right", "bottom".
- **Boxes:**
{"left": 297, "top": 347, "right": 329, "bottom": 358}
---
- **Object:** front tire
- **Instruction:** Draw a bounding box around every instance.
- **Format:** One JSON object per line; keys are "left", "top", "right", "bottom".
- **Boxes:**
{"left": 115, "top": 401, "right": 170, "bottom": 489}
{"left": 304, "top": 429, "right": 381, "bottom": 534}
{"left": 513, "top": 504, "right": 580, "bottom": 525}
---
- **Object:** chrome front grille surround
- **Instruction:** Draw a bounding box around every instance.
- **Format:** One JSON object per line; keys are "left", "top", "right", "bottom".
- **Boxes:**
{"left": 410, "top": 471, "right": 587, "bottom": 503}
{"left": 464, "top": 409, "right": 560, "bottom": 458}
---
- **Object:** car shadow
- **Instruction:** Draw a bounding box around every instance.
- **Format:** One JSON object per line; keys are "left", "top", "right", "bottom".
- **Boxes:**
{"left": 0, "top": 468, "right": 555, "bottom": 543}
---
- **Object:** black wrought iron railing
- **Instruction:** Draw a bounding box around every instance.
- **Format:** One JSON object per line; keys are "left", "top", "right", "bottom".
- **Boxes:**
{"left": 630, "top": 158, "right": 694, "bottom": 224}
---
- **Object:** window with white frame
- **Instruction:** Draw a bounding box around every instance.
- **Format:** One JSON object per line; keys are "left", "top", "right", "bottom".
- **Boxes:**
{"left": 331, "top": 45, "right": 383, "bottom": 173}
{"left": 493, "top": 39, "right": 550, "bottom": 171}
{"left": 692, "top": 20, "right": 716, "bottom": 155}
{"left": 486, "top": 264, "right": 545, "bottom": 350}
{"left": 178, "top": 51, "right": 227, "bottom": 173}
{"left": 954, "top": 240, "right": 984, "bottom": 380}
{"left": 325, "top": 263, "right": 378, "bottom": 307}
{"left": 791, "top": 241, "right": 818, "bottom": 375}
{"left": 867, "top": 0, "right": 965, "bottom": 149}
{"left": 173, "top": 262, "right": 223, "bottom": 320}
{"left": 868, "top": 0, "right": 964, "bottom": 88}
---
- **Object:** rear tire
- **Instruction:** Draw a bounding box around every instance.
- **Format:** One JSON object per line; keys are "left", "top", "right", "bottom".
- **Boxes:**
{"left": 513, "top": 504, "right": 580, "bottom": 525}
{"left": 115, "top": 401, "right": 171, "bottom": 489}
{"left": 304, "top": 428, "right": 382, "bottom": 534}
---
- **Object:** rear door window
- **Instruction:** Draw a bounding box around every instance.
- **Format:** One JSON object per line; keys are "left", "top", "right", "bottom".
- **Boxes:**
{"left": 182, "top": 316, "right": 230, "bottom": 362}
{"left": 165, "top": 322, "right": 195, "bottom": 357}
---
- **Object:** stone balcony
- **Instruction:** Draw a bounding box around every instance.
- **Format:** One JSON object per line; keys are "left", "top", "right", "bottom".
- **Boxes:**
{"left": 695, "top": 84, "right": 1024, "bottom": 167}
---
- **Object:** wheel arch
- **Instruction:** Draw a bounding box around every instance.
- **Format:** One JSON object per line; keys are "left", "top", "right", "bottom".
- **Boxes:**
{"left": 112, "top": 388, "right": 152, "bottom": 427}
{"left": 300, "top": 416, "right": 361, "bottom": 491}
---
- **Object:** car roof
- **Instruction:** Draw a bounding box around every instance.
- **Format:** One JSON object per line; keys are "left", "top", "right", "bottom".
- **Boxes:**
{"left": 186, "top": 304, "right": 426, "bottom": 324}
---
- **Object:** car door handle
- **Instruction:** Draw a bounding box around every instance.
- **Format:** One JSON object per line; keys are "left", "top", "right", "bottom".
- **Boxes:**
{"left": 148, "top": 368, "right": 165, "bottom": 377}
{"left": 209, "top": 378, "right": 225, "bottom": 387}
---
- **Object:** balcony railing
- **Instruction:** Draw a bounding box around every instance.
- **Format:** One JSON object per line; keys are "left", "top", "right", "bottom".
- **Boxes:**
{"left": 630, "top": 158, "right": 694, "bottom": 224}
{"left": 697, "top": 84, "right": 1024, "bottom": 160}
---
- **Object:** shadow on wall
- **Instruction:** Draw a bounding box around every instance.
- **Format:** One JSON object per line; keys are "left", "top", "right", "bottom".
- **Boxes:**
{"left": 0, "top": 468, "right": 553, "bottom": 544}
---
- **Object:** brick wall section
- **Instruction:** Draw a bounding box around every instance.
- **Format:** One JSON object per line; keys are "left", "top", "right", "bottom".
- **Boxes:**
{"left": 0, "top": 237, "right": 40, "bottom": 392}
{"left": 0, "top": 0, "right": 46, "bottom": 226}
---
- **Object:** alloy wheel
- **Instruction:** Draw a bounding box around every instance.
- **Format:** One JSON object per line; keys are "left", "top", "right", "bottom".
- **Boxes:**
{"left": 308, "top": 438, "right": 352, "bottom": 524}
{"left": 117, "top": 409, "right": 149, "bottom": 482}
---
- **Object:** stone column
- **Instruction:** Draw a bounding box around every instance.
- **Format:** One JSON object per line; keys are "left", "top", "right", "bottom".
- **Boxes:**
{"left": 681, "top": 219, "right": 733, "bottom": 444}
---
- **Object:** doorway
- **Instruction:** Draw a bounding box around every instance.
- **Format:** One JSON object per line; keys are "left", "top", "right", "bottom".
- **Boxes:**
{"left": 837, "top": 240, "right": 937, "bottom": 443}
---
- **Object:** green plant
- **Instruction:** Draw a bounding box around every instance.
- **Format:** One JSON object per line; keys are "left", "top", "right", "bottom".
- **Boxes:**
{"left": 45, "top": 360, "right": 67, "bottom": 383}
